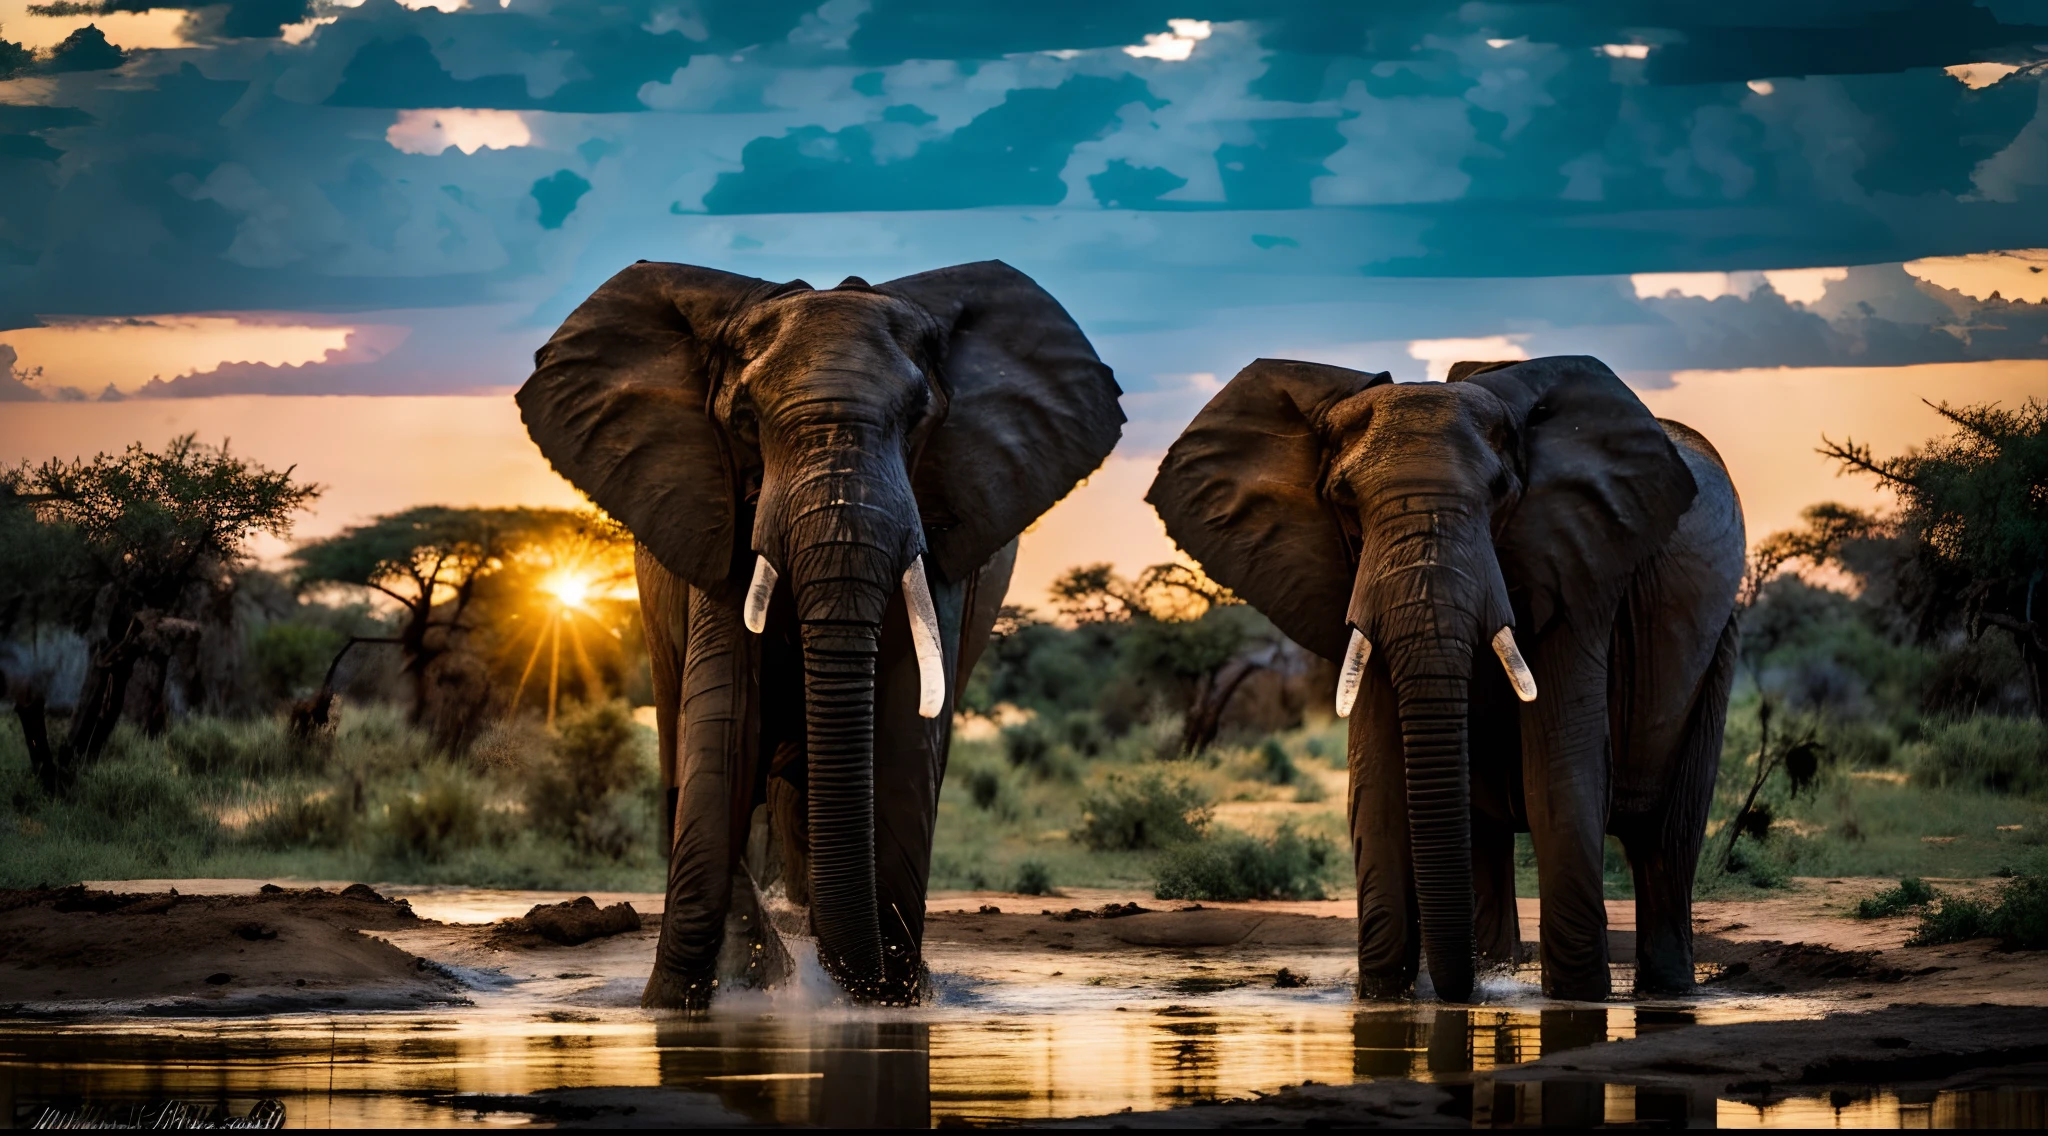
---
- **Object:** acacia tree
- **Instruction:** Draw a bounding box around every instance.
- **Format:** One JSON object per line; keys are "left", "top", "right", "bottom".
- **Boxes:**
{"left": 1051, "top": 561, "right": 1285, "bottom": 755}
{"left": 3, "top": 437, "right": 318, "bottom": 775}
{"left": 1823, "top": 399, "right": 2048, "bottom": 719}
{"left": 291, "top": 506, "right": 624, "bottom": 744}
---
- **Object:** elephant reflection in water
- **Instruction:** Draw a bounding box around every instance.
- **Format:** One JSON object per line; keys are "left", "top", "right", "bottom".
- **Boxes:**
{"left": 657, "top": 1017, "right": 931, "bottom": 1128}
{"left": 519, "top": 261, "right": 1122, "bottom": 1007}
{"left": 1151, "top": 356, "right": 1744, "bottom": 1002}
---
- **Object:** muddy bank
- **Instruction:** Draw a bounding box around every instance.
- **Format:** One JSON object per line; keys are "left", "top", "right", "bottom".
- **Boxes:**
{"left": 0, "top": 884, "right": 464, "bottom": 1015}
{"left": 1038, "top": 1004, "right": 2048, "bottom": 1128}
{"left": 1493, "top": 1003, "right": 2048, "bottom": 1094}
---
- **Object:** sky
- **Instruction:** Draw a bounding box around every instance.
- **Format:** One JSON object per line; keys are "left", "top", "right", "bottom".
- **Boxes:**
{"left": 1, "top": 1, "right": 2046, "bottom": 607}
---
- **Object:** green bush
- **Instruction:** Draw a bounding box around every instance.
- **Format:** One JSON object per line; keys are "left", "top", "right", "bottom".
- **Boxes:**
{"left": 1014, "top": 859, "right": 1054, "bottom": 895}
{"left": 248, "top": 620, "right": 346, "bottom": 702}
{"left": 523, "top": 701, "right": 655, "bottom": 856}
{"left": 379, "top": 766, "right": 488, "bottom": 861}
{"left": 1910, "top": 875, "right": 2048, "bottom": 949}
{"left": 1073, "top": 770, "right": 1211, "bottom": 851}
{"left": 967, "top": 767, "right": 1003, "bottom": 811}
{"left": 1855, "top": 876, "right": 1939, "bottom": 918}
{"left": 1153, "top": 822, "right": 1338, "bottom": 901}
{"left": 1255, "top": 740, "right": 1298, "bottom": 785}
{"left": 247, "top": 788, "right": 356, "bottom": 850}
{"left": 163, "top": 716, "right": 299, "bottom": 779}
{"left": 1911, "top": 716, "right": 2048, "bottom": 797}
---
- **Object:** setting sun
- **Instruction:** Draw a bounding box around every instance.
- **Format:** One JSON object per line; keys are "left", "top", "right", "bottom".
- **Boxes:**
{"left": 541, "top": 569, "right": 594, "bottom": 611}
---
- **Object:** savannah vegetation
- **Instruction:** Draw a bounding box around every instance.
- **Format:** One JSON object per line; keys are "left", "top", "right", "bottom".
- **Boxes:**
{"left": 2, "top": 400, "right": 2045, "bottom": 910}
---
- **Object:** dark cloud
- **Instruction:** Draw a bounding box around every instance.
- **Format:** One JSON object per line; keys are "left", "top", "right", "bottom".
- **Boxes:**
{"left": 30, "top": 0, "right": 311, "bottom": 40}
{"left": 0, "top": 0, "right": 2043, "bottom": 379}
{"left": 1216, "top": 117, "right": 1344, "bottom": 208}
{"left": 531, "top": 169, "right": 591, "bottom": 230}
{"left": 703, "top": 73, "right": 1157, "bottom": 212}
{"left": 326, "top": 36, "right": 536, "bottom": 110}
{"left": 44, "top": 24, "right": 126, "bottom": 72}
{"left": 1089, "top": 160, "right": 1187, "bottom": 208}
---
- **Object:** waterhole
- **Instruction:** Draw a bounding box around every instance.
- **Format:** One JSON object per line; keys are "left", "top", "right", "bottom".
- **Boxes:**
{"left": 5, "top": 1002, "right": 2041, "bottom": 1127}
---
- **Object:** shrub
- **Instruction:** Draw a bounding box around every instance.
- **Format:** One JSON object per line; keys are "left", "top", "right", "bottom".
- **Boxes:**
{"left": 1911, "top": 716, "right": 2048, "bottom": 797}
{"left": 247, "top": 789, "right": 355, "bottom": 850}
{"left": 164, "top": 716, "right": 297, "bottom": 779}
{"left": 379, "top": 766, "right": 487, "bottom": 861}
{"left": 1153, "top": 822, "right": 1338, "bottom": 901}
{"left": 1073, "top": 771, "right": 1211, "bottom": 851}
{"left": 1255, "top": 740, "right": 1298, "bottom": 786}
{"left": 524, "top": 701, "right": 654, "bottom": 856}
{"left": 248, "top": 621, "right": 346, "bottom": 703}
{"left": 1002, "top": 719, "right": 1052, "bottom": 771}
{"left": 1014, "top": 859, "right": 1054, "bottom": 896}
{"left": 1855, "top": 876, "right": 1939, "bottom": 919}
{"left": 1720, "top": 840, "right": 1788, "bottom": 889}
{"left": 967, "top": 767, "right": 1003, "bottom": 811}
{"left": 1910, "top": 875, "right": 2048, "bottom": 949}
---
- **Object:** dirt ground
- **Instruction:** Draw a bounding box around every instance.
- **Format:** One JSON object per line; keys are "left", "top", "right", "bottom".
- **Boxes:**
{"left": 0, "top": 883, "right": 464, "bottom": 1015}
{"left": 4, "top": 876, "right": 2045, "bottom": 1126}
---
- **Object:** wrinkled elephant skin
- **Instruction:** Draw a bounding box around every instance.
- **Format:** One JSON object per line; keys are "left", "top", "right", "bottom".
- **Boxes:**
{"left": 518, "top": 261, "right": 1124, "bottom": 1006}
{"left": 1149, "top": 356, "right": 1744, "bottom": 1001}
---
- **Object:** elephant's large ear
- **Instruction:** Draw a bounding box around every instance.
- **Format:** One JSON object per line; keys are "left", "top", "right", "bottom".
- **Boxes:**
{"left": 1453, "top": 355, "right": 1697, "bottom": 636}
{"left": 879, "top": 261, "right": 1124, "bottom": 584}
{"left": 1146, "top": 359, "right": 1389, "bottom": 662}
{"left": 517, "top": 261, "right": 775, "bottom": 590}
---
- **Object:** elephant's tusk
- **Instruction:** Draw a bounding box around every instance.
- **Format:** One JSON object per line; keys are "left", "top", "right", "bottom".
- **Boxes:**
{"left": 903, "top": 555, "right": 945, "bottom": 719}
{"left": 1334, "top": 627, "right": 1371, "bottom": 718}
{"left": 1493, "top": 626, "right": 1538, "bottom": 702}
{"left": 743, "top": 555, "right": 777, "bottom": 635}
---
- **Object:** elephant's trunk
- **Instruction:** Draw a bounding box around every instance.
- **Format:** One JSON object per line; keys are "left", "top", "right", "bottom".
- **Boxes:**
{"left": 1386, "top": 630, "right": 1477, "bottom": 1003}
{"left": 799, "top": 606, "right": 886, "bottom": 994}
{"left": 764, "top": 432, "right": 922, "bottom": 1001}
{"left": 1353, "top": 501, "right": 1503, "bottom": 1004}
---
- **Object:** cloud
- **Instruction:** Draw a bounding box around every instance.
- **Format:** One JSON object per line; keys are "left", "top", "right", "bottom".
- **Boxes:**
{"left": 1407, "top": 335, "right": 1529, "bottom": 382}
{"left": 385, "top": 108, "right": 534, "bottom": 155}
{"left": 701, "top": 72, "right": 1156, "bottom": 213}
{"left": 1905, "top": 247, "right": 2048, "bottom": 303}
{"left": 1632, "top": 268, "right": 1847, "bottom": 305}
{"left": 1123, "top": 19, "right": 1211, "bottom": 63}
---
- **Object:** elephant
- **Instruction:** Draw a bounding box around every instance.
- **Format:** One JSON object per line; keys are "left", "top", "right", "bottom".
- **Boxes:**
{"left": 1147, "top": 356, "right": 1743, "bottom": 1002}
{"left": 517, "top": 259, "right": 1123, "bottom": 1006}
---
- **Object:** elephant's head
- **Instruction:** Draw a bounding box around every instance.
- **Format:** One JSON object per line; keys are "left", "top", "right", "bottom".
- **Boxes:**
{"left": 1147, "top": 356, "right": 1693, "bottom": 1001}
{"left": 518, "top": 260, "right": 1121, "bottom": 996}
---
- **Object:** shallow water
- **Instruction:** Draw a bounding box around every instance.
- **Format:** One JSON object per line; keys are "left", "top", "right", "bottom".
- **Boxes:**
{"left": 7, "top": 998, "right": 2043, "bottom": 1128}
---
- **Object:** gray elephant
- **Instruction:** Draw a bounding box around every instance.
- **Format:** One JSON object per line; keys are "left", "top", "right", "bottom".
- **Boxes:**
{"left": 1148, "top": 356, "right": 1743, "bottom": 1002}
{"left": 517, "top": 260, "right": 1123, "bottom": 1006}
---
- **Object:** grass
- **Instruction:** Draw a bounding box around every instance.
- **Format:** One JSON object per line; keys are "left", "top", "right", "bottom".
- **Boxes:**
{"left": 8, "top": 683, "right": 2043, "bottom": 906}
{"left": 1693, "top": 689, "right": 2048, "bottom": 896}
{"left": 929, "top": 714, "right": 1352, "bottom": 895}
{"left": 0, "top": 703, "right": 666, "bottom": 891}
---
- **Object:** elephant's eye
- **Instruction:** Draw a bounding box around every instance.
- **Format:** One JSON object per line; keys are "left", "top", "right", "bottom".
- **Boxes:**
{"left": 1489, "top": 468, "right": 1514, "bottom": 500}
{"left": 728, "top": 400, "right": 760, "bottom": 445}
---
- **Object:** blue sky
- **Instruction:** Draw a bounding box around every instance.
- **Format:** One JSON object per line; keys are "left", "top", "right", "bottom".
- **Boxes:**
{"left": 1, "top": 2, "right": 2045, "bottom": 597}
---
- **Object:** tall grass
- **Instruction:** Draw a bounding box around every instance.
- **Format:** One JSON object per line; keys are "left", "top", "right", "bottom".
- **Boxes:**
{"left": 0, "top": 702, "right": 664, "bottom": 890}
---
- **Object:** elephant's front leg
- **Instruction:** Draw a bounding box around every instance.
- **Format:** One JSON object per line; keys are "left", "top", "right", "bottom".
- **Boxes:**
{"left": 1521, "top": 625, "right": 1614, "bottom": 1002}
{"left": 644, "top": 583, "right": 759, "bottom": 1010}
{"left": 1350, "top": 652, "right": 1418, "bottom": 998}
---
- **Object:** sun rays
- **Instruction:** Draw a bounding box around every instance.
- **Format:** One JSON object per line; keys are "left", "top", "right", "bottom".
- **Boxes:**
{"left": 507, "top": 528, "right": 633, "bottom": 725}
